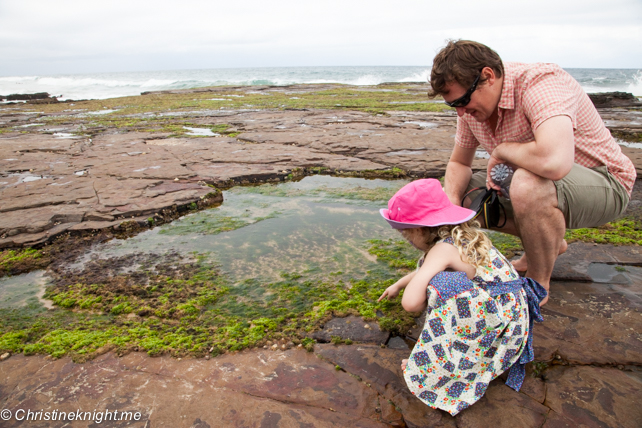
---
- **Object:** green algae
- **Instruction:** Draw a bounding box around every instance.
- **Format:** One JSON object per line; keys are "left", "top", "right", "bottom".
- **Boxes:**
{"left": 229, "top": 182, "right": 402, "bottom": 202}
{"left": 366, "top": 239, "right": 419, "bottom": 270}
{"left": 483, "top": 217, "right": 642, "bottom": 260}
{"left": 612, "top": 130, "right": 642, "bottom": 143}
{"left": 335, "top": 167, "right": 408, "bottom": 179}
{"left": 531, "top": 361, "right": 549, "bottom": 378}
{"left": 487, "top": 232, "right": 523, "bottom": 259}
{"left": 485, "top": 217, "right": 642, "bottom": 259}
{"left": 0, "top": 248, "right": 50, "bottom": 278}
{"left": 0, "top": 177, "right": 419, "bottom": 361}
{"left": 7, "top": 174, "right": 640, "bottom": 362}
{"left": 38, "top": 115, "right": 236, "bottom": 138}
{"left": 2, "top": 83, "right": 453, "bottom": 137}
{"left": 158, "top": 215, "right": 252, "bottom": 236}
{"left": 565, "top": 218, "right": 642, "bottom": 245}
{"left": 0, "top": 241, "right": 417, "bottom": 361}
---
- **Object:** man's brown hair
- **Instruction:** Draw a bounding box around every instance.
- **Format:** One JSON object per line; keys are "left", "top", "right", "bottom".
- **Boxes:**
{"left": 429, "top": 40, "right": 504, "bottom": 97}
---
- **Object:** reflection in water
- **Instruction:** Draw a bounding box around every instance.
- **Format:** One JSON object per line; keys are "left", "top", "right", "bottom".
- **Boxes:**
{"left": 586, "top": 263, "right": 642, "bottom": 306}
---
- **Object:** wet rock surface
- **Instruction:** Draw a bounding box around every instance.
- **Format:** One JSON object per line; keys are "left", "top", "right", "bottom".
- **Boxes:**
{"left": 588, "top": 92, "right": 642, "bottom": 108}
{"left": 0, "top": 350, "right": 393, "bottom": 428}
{"left": 311, "top": 315, "right": 390, "bottom": 344}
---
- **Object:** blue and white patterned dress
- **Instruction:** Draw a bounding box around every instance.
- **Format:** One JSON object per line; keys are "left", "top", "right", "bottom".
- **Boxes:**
{"left": 403, "top": 237, "right": 542, "bottom": 416}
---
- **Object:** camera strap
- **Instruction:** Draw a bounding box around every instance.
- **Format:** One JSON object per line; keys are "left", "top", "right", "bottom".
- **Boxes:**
{"left": 462, "top": 187, "right": 507, "bottom": 229}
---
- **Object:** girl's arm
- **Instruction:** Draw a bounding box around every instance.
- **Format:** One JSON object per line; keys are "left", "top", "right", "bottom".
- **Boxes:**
{"left": 401, "top": 243, "right": 468, "bottom": 312}
{"left": 378, "top": 270, "right": 417, "bottom": 302}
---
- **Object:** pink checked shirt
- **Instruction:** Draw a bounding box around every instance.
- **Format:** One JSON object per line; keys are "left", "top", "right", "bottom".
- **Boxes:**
{"left": 455, "top": 62, "right": 636, "bottom": 195}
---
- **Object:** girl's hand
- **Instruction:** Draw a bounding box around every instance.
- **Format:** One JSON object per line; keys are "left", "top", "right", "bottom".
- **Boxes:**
{"left": 378, "top": 284, "right": 401, "bottom": 302}
{"left": 378, "top": 271, "right": 415, "bottom": 302}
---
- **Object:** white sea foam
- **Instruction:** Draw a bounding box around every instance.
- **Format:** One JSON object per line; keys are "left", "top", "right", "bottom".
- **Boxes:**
{"left": 628, "top": 70, "right": 642, "bottom": 96}
{"left": 0, "top": 75, "right": 39, "bottom": 82}
{"left": 140, "top": 79, "right": 176, "bottom": 87}
{"left": 351, "top": 74, "right": 385, "bottom": 86}
{"left": 399, "top": 70, "right": 430, "bottom": 83}
{"left": 617, "top": 139, "right": 642, "bottom": 149}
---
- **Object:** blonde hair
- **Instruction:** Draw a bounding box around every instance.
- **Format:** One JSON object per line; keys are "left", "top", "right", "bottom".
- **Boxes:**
{"left": 400, "top": 220, "right": 492, "bottom": 273}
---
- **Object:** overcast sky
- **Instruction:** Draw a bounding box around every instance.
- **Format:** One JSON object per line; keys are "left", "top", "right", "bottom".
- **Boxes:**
{"left": 1, "top": 0, "right": 640, "bottom": 76}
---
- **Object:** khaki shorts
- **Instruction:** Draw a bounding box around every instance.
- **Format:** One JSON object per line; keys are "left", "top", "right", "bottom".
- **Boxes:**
{"left": 465, "top": 165, "right": 630, "bottom": 229}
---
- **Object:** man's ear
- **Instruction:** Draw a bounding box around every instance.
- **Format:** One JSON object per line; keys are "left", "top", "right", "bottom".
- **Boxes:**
{"left": 481, "top": 66, "right": 496, "bottom": 86}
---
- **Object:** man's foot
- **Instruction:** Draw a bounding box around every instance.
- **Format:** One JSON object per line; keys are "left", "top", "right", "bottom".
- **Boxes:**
{"left": 511, "top": 253, "right": 528, "bottom": 273}
{"left": 511, "top": 239, "right": 568, "bottom": 272}
{"left": 401, "top": 359, "right": 408, "bottom": 371}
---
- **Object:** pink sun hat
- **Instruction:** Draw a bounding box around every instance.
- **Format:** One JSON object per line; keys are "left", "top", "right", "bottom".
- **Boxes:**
{"left": 380, "top": 179, "right": 476, "bottom": 229}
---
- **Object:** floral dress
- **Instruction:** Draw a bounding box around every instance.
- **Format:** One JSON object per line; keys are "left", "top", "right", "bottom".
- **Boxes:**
{"left": 403, "top": 238, "right": 544, "bottom": 416}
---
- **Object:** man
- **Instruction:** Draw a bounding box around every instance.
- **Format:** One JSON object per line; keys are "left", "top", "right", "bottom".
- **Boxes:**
{"left": 431, "top": 40, "right": 636, "bottom": 304}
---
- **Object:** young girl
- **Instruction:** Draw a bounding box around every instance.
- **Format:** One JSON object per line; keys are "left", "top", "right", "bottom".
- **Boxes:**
{"left": 378, "top": 178, "right": 546, "bottom": 416}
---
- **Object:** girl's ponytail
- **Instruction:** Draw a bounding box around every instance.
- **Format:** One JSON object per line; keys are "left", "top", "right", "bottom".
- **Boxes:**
{"left": 439, "top": 220, "right": 492, "bottom": 274}
{"left": 401, "top": 221, "right": 493, "bottom": 274}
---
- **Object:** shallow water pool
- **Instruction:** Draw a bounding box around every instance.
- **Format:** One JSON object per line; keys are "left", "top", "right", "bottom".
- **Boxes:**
{"left": 75, "top": 175, "right": 409, "bottom": 285}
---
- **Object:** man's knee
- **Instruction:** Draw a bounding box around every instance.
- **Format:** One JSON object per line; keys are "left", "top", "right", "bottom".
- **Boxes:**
{"left": 509, "top": 168, "right": 557, "bottom": 213}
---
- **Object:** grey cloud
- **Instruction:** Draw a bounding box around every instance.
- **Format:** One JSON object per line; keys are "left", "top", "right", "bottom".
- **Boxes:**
{"left": 0, "top": 0, "right": 640, "bottom": 75}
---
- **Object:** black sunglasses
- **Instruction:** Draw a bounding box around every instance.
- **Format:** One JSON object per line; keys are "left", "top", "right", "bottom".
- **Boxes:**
{"left": 445, "top": 74, "right": 481, "bottom": 108}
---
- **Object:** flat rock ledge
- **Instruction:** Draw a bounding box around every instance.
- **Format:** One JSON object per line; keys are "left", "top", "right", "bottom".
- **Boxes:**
{"left": 1, "top": 242, "right": 640, "bottom": 427}
{"left": 588, "top": 92, "right": 642, "bottom": 108}
{"left": 3, "top": 98, "right": 642, "bottom": 249}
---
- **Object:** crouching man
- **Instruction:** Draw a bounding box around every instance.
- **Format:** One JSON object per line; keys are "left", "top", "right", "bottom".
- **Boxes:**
{"left": 431, "top": 40, "right": 636, "bottom": 304}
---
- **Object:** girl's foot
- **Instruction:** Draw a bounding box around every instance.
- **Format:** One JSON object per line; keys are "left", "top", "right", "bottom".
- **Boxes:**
{"left": 511, "top": 239, "right": 568, "bottom": 272}
{"left": 539, "top": 293, "right": 549, "bottom": 306}
{"left": 401, "top": 359, "right": 408, "bottom": 371}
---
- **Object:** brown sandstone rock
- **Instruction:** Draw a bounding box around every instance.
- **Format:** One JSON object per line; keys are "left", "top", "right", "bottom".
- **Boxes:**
{"left": 534, "top": 279, "right": 642, "bottom": 365}
{"left": 311, "top": 315, "right": 390, "bottom": 344}
{"left": 454, "top": 379, "right": 549, "bottom": 428}
{"left": 316, "top": 343, "right": 457, "bottom": 427}
{"left": 0, "top": 350, "right": 394, "bottom": 427}
{"left": 542, "top": 366, "right": 642, "bottom": 428}
{"left": 552, "top": 242, "right": 642, "bottom": 282}
{"left": 588, "top": 92, "right": 642, "bottom": 108}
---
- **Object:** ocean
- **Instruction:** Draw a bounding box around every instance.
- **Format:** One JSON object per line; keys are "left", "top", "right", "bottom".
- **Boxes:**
{"left": 0, "top": 66, "right": 641, "bottom": 101}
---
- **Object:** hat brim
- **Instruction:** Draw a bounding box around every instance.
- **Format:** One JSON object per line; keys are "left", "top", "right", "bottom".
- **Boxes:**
{"left": 380, "top": 206, "right": 476, "bottom": 229}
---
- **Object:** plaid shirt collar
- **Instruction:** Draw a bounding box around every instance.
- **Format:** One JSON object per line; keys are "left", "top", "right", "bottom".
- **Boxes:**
{"left": 497, "top": 64, "right": 515, "bottom": 111}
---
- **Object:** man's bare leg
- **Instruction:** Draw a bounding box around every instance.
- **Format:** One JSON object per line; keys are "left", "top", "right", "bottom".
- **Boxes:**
{"left": 462, "top": 186, "right": 566, "bottom": 279}
{"left": 511, "top": 239, "right": 567, "bottom": 272}
{"left": 508, "top": 169, "right": 566, "bottom": 305}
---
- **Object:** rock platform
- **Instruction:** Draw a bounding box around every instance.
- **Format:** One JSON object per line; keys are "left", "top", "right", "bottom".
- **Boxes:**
{"left": 0, "top": 107, "right": 463, "bottom": 248}
{"left": 1, "top": 86, "right": 642, "bottom": 426}
{"left": 3, "top": 88, "right": 640, "bottom": 249}
{"left": 1, "top": 242, "right": 641, "bottom": 427}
